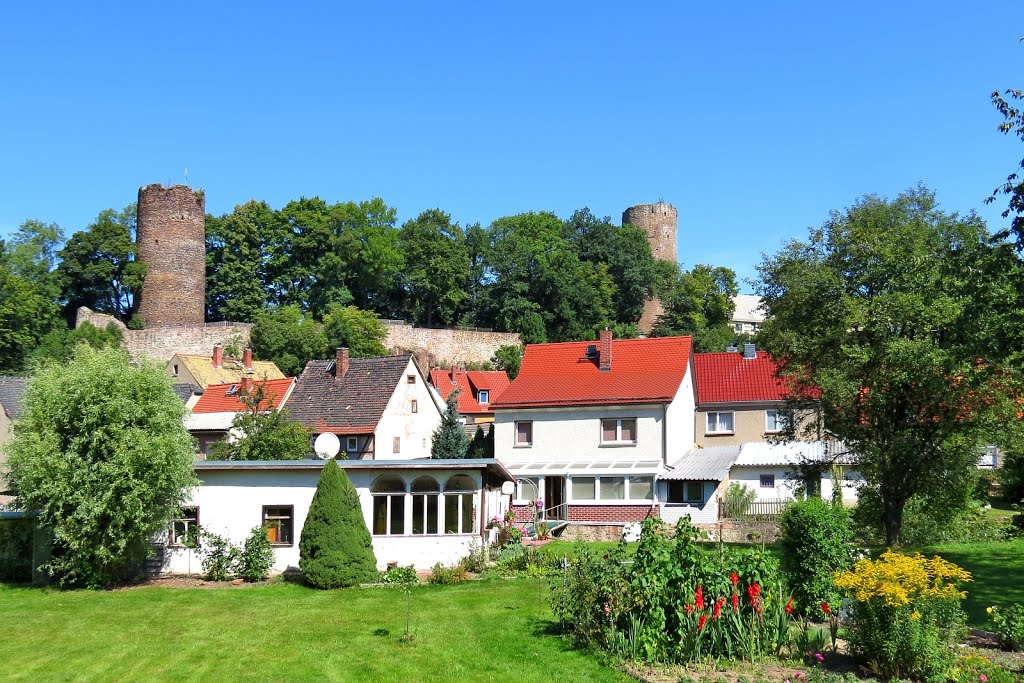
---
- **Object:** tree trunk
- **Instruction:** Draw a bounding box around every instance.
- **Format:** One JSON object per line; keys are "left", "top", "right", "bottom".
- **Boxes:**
{"left": 883, "top": 496, "right": 906, "bottom": 547}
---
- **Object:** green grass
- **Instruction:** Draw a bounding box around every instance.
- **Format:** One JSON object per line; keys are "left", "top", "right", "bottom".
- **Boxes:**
{"left": 0, "top": 578, "right": 629, "bottom": 683}
{"left": 924, "top": 538, "right": 1024, "bottom": 627}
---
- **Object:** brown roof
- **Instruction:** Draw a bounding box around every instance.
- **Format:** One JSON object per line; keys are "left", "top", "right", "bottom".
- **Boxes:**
{"left": 286, "top": 355, "right": 412, "bottom": 434}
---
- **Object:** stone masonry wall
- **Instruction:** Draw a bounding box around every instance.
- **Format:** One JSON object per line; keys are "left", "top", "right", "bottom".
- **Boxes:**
{"left": 623, "top": 202, "right": 678, "bottom": 334}
{"left": 384, "top": 321, "right": 521, "bottom": 368}
{"left": 76, "top": 308, "right": 251, "bottom": 362}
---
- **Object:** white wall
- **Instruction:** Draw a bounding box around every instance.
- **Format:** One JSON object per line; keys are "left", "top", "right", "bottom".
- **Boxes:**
{"left": 374, "top": 358, "right": 444, "bottom": 460}
{"left": 728, "top": 466, "right": 801, "bottom": 501}
{"left": 665, "top": 358, "right": 696, "bottom": 461}
{"left": 163, "top": 467, "right": 487, "bottom": 574}
{"left": 658, "top": 480, "right": 722, "bottom": 524}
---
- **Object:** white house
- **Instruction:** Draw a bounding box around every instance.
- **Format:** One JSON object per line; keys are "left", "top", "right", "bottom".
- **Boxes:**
{"left": 492, "top": 330, "right": 695, "bottom": 526}
{"left": 285, "top": 349, "right": 444, "bottom": 460}
{"left": 162, "top": 458, "right": 513, "bottom": 574}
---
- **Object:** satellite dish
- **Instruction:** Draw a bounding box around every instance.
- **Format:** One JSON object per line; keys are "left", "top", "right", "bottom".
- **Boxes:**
{"left": 313, "top": 433, "right": 341, "bottom": 459}
{"left": 500, "top": 481, "right": 515, "bottom": 496}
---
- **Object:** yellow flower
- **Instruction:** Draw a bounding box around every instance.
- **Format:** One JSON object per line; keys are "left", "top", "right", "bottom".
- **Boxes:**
{"left": 910, "top": 610, "right": 921, "bottom": 621}
{"left": 986, "top": 607, "right": 993, "bottom": 614}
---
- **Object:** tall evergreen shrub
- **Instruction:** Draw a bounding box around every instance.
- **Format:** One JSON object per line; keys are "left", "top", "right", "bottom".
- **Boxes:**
{"left": 779, "top": 497, "right": 853, "bottom": 614}
{"left": 299, "top": 459, "right": 377, "bottom": 588}
{"left": 431, "top": 392, "right": 469, "bottom": 459}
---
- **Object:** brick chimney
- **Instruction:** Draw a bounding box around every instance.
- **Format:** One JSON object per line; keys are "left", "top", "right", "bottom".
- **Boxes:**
{"left": 599, "top": 327, "right": 613, "bottom": 372}
{"left": 335, "top": 347, "right": 350, "bottom": 384}
{"left": 212, "top": 344, "right": 223, "bottom": 369}
{"left": 240, "top": 376, "right": 252, "bottom": 396}
{"left": 242, "top": 347, "right": 253, "bottom": 372}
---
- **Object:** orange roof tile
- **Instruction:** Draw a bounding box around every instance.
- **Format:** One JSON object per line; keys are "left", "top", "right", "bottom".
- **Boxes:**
{"left": 492, "top": 336, "right": 692, "bottom": 408}
{"left": 693, "top": 351, "right": 787, "bottom": 404}
{"left": 191, "top": 378, "right": 295, "bottom": 414}
{"left": 429, "top": 369, "right": 511, "bottom": 414}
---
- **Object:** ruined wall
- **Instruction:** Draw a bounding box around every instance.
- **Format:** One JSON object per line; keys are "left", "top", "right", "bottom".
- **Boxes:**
{"left": 384, "top": 321, "right": 521, "bottom": 370}
{"left": 623, "top": 202, "right": 679, "bottom": 334}
{"left": 135, "top": 184, "right": 206, "bottom": 327}
{"left": 76, "top": 308, "right": 251, "bottom": 362}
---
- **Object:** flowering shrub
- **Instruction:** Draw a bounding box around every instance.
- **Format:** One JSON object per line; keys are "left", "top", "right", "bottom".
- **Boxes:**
{"left": 987, "top": 604, "right": 1024, "bottom": 651}
{"left": 489, "top": 510, "right": 525, "bottom": 546}
{"left": 834, "top": 551, "right": 971, "bottom": 682}
{"left": 948, "top": 654, "right": 1016, "bottom": 683}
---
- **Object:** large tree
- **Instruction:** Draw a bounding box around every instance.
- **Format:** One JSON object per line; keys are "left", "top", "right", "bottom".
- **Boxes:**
{"left": 397, "top": 209, "right": 471, "bottom": 327}
{"left": 0, "top": 260, "right": 61, "bottom": 373}
{"left": 249, "top": 305, "right": 329, "bottom": 377}
{"left": 5, "top": 219, "right": 65, "bottom": 302}
{"left": 757, "top": 187, "right": 1022, "bottom": 546}
{"left": 323, "top": 304, "right": 388, "bottom": 358}
{"left": 988, "top": 84, "right": 1024, "bottom": 249}
{"left": 652, "top": 263, "right": 740, "bottom": 352}
{"left": 5, "top": 346, "right": 197, "bottom": 587}
{"left": 205, "top": 201, "right": 278, "bottom": 322}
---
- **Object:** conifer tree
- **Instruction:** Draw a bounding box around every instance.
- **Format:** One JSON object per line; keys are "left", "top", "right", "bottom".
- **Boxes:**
{"left": 467, "top": 426, "right": 486, "bottom": 458}
{"left": 431, "top": 391, "right": 469, "bottom": 459}
{"left": 299, "top": 459, "right": 377, "bottom": 588}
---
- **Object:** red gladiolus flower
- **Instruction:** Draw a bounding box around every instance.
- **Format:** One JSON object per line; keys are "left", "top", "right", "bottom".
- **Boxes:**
{"left": 712, "top": 597, "right": 724, "bottom": 620}
{"left": 747, "top": 583, "right": 763, "bottom": 615}
{"left": 697, "top": 614, "right": 707, "bottom": 631}
{"left": 820, "top": 602, "right": 831, "bottom": 615}
{"left": 695, "top": 585, "right": 705, "bottom": 611}
{"left": 684, "top": 603, "right": 694, "bottom": 615}
{"left": 731, "top": 593, "right": 739, "bottom": 612}
{"left": 785, "top": 597, "right": 794, "bottom": 615}
{"left": 730, "top": 571, "right": 739, "bottom": 586}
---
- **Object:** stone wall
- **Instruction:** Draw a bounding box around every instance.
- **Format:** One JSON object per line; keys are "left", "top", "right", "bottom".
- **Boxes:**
{"left": 76, "top": 308, "right": 251, "bottom": 362}
{"left": 694, "top": 520, "right": 781, "bottom": 544}
{"left": 383, "top": 321, "right": 521, "bottom": 369}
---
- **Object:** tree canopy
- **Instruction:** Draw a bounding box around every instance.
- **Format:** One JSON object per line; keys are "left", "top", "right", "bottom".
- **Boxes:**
{"left": 652, "top": 263, "right": 741, "bottom": 352}
{"left": 988, "top": 86, "right": 1024, "bottom": 249}
{"left": 757, "top": 186, "right": 1024, "bottom": 546}
{"left": 208, "top": 384, "right": 312, "bottom": 461}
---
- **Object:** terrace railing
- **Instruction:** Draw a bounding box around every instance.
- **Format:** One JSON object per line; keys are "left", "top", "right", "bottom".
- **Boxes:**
{"left": 718, "top": 498, "right": 788, "bottom": 521}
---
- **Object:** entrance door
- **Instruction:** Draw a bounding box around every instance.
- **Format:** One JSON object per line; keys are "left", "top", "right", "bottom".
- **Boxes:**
{"left": 544, "top": 475, "right": 566, "bottom": 520}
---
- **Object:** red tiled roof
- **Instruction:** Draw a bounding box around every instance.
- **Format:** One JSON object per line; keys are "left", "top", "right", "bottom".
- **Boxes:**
{"left": 492, "top": 336, "right": 692, "bottom": 408}
{"left": 429, "top": 369, "right": 511, "bottom": 415}
{"left": 191, "top": 378, "right": 295, "bottom": 413}
{"left": 693, "top": 351, "right": 788, "bottom": 404}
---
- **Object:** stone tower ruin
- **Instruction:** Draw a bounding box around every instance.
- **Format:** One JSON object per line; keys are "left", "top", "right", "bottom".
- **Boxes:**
{"left": 135, "top": 184, "right": 206, "bottom": 327}
{"left": 622, "top": 202, "right": 678, "bottom": 334}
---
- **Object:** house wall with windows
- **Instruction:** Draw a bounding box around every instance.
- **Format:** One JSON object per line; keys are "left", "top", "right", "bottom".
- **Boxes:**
{"left": 162, "top": 460, "right": 510, "bottom": 573}
{"left": 728, "top": 465, "right": 859, "bottom": 503}
{"left": 373, "top": 358, "right": 444, "bottom": 460}
{"left": 696, "top": 403, "right": 786, "bottom": 446}
{"left": 658, "top": 479, "right": 726, "bottom": 525}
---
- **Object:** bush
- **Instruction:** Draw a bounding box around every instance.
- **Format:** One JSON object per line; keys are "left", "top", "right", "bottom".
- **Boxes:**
{"left": 834, "top": 551, "right": 971, "bottom": 682}
{"left": 299, "top": 460, "right": 378, "bottom": 588}
{"left": 722, "top": 482, "right": 756, "bottom": 518}
{"left": 200, "top": 531, "right": 240, "bottom": 581}
{"left": 237, "top": 526, "right": 275, "bottom": 582}
{"left": 427, "top": 563, "right": 468, "bottom": 584}
{"left": 988, "top": 604, "right": 1024, "bottom": 651}
{"left": 948, "top": 654, "right": 1016, "bottom": 683}
{"left": 780, "top": 497, "right": 853, "bottom": 614}
{"left": 381, "top": 565, "right": 417, "bottom": 586}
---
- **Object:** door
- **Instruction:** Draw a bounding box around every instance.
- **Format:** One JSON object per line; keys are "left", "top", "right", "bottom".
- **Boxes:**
{"left": 544, "top": 475, "right": 566, "bottom": 520}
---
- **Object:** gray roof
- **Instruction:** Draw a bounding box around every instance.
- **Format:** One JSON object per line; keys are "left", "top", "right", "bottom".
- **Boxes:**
{"left": 661, "top": 445, "right": 741, "bottom": 481}
{"left": 0, "top": 377, "right": 29, "bottom": 418}
{"left": 286, "top": 356, "right": 412, "bottom": 432}
{"left": 194, "top": 458, "right": 512, "bottom": 481}
{"left": 733, "top": 440, "right": 855, "bottom": 467}
{"left": 172, "top": 383, "right": 203, "bottom": 403}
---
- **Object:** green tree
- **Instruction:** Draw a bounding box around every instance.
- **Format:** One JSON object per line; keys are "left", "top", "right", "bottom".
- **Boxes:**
{"left": 987, "top": 85, "right": 1024, "bottom": 249}
{"left": 757, "top": 187, "right": 1023, "bottom": 546}
{"left": 431, "top": 392, "right": 469, "bottom": 459}
{"left": 5, "top": 345, "right": 197, "bottom": 587}
{"left": 652, "top": 264, "right": 739, "bottom": 352}
{"left": 779, "top": 497, "right": 853, "bottom": 614}
{"left": 249, "top": 305, "right": 329, "bottom": 377}
{"left": 208, "top": 385, "right": 312, "bottom": 461}
{"left": 205, "top": 201, "right": 278, "bottom": 322}
{"left": 5, "top": 219, "right": 65, "bottom": 301}
{"left": 323, "top": 304, "right": 388, "bottom": 357}
{"left": 0, "top": 260, "right": 61, "bottom": 373}
{"left": 299, "top": 459, "right": 378, "bottom": 588}
{"left": 57, "top": 205, "right": 145, "bottom": 320}
{"left": 467, "top": 426, "right": 487, "bottom": 459}
{"left": 491, "top": 344, "right": 524, "bottom": 380}
{"left": 397, "top": 209, "right": 471, "bottom": 327}
{"left": 28, "top": 320, "right": 124, "bottom": 366}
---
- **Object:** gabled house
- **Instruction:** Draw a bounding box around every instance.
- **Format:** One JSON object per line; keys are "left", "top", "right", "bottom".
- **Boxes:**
{"left": 428, "top": 368, "right": 511, "bottom": 430}
{"left": 185, "top": 377, "right": 297, "bottom": 456}
{"left": 167, "top": 345, "right": 285, "bottom": 389}
{"left": 492, "top": 330, "right": 696, "bottom": 525}
{"left": 285, "top": 349, "right": 444, "bottom": 460}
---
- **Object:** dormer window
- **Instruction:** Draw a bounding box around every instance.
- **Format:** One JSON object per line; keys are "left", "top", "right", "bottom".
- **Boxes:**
{"left": 478, "top": 390, "right": 489, "bottom": 405}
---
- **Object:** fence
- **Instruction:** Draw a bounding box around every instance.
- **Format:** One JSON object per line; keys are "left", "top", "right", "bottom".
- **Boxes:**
{"left": 718, "top": 498, "right": 789, "bottom": 521}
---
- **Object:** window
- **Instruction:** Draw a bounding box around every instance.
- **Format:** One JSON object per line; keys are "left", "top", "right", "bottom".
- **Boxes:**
{"left": 759, "top": 474, "right": 775, "bottom": 489}
{"left": 263, "top": 506, "right": 294, "bottom": 546}
{"left": 411, "top": 399, "right": 418, "bottom": 413}
{"left": 628, "top": 476, "right": 654, "bottom": 500}
{"left": 706, "top": 411, "right": 734, "bottom": 434}
{"left": 600, "top": 418, "right": 637, "bottom": 444}
{"left": 173, "top": 363, "right": 179, "bottom": 377}
{"left": 599, "top": 476, "right": 626, "bottom": 500}
{"left": 516, "top": 477, "right": 539, "bottom": 502}
{"left": 393, "top": 437, "right": 401, "bottom": 454}
{"left": 407, "top": 374, "right": 416, "bottom": 384}
{"left": 572, "top": 476, "right": 596, "bottom": 500}
{"left": 170, "top": 507, "right": 199, "bottom": 546}
{"left": 346, "top": 436, "right": 358, "bottom": 452}
{"left": 765, "top": 409, "right": 791, "bottom": 433}
{"left": 514, "top": 421, "right": 533, "bottom": 447}
{"left": 734, "top": 323, "right": 743, "bottom": 332}
{"left": 371, "top": 475, "right": 406, "bottom": 535}
{"left": 478, "top": 390, "right": 489, "bottom": 404}
{"left": 667, "top": 481, "right": 705, "bottom": 505}
{"left": 443, "top": 475, "right": 475, "bottom": 534}
{"left": 411, "top": 476, "right": 439, "bottom": 535}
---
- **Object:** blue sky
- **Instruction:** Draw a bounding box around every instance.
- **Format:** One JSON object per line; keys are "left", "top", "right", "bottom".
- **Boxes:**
{"left": 1, "top": 2, "right": 1020, "bottom": 291}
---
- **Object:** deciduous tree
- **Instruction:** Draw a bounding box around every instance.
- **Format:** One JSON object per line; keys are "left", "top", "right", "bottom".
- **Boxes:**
{"left": 208, "top": 385, "right": 312, "bottom": 461}
{"left": 249, "top": 305, "right": 329, "bottom": 377}
{"left": 323, "top": 304, "right": 388, "bottom": 357}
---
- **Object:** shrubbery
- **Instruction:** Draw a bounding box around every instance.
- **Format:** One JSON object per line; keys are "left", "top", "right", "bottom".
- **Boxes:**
{"left": 196, "top": 527, "right": 274, "bottom": 582}
{"left": 988, "top": 604, "right": 1024, "bottom": 652}
{"left": 299, "top": 459, "right": 378, "bottom": 588}
{"left": 237, "top": 526, "right": 275, "bottom": 582}
{"left": 779, "top": 497, "right": 852, "bottom": 614}
{"left": 834, "top": 551, "right": 971, "bottom": 682}
{"left": 427, "top": 563, "right": 468, "bottom": 584}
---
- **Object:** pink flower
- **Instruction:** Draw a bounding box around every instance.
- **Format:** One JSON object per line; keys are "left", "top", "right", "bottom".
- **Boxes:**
{"left": 815, "top": 653, "right": 824, "bottom": 662}
{"left": 979, "top": 676, "right": 988, "bottom": 682}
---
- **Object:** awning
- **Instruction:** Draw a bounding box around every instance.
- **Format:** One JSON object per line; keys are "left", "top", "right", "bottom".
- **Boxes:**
{"left": 501, "top": 459, "right": 663, "bottom": 475}
{"left": 660, "top": 445, "right": 740, "bottom": 481}
{"left": 184, "top": 412, "right": 235, "bottom": 432}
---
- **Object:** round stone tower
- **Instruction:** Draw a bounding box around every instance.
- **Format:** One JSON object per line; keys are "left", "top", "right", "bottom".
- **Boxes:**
{"left": 623, "top": 202, "right": 678, "bottom": 334}
{"left": 135, "top": 184, "right": 206, "bottom": 327}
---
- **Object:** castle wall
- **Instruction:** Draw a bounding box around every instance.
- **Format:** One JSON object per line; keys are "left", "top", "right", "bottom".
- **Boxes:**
{"left": 383, "top": 321, "right": 521, "bottom": 369}
{"left": 76, "top": 308, "right": 251, "bottom": 362}
{"left": 135, "top": 184, "right": 206, "bottom": 327}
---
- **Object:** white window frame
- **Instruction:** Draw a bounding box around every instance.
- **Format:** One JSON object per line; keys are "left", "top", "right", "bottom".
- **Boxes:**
{"left": 600, "top": 417, "right": 637, "bottom": 445}
{"left": 169, "top": 507, "right": 199, "bottom": 546}
{"left": 346, "top": 436, "right": 358, "bottom": 452}
{"left": 262, "top": 505, "right": 294, "bottom": 546}
{"left": 515, "top": 477, "right": 539, "bottom": 503}
{"left": 765, "top": 409, "right": 790, "bottom": 434}
{"left": 411, "top": 399, "right": 418, "bottom": 413}
{"left": 478, "top": 390, "right": 489, "bottom": 404}
{"left": 569, "top": 475, "right": 654, "bottom": 503}
{"left": 371, "top": 476, "right": 407, "bottom": 536}
{"left": 443, "top": 475, "right": 476, "bottom": 535}
{"left": 706, "top": 411, "right": 735, "bottom": 435}
{"left": 411, "top": 476, "right": 440, "bottom": 536}
{"left": 514, "top": 421, "right": 533, "bottom": 447}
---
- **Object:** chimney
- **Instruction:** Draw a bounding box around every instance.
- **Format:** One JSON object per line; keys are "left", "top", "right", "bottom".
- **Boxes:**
{"left": 743, "top": 342, "right": 756, "bottom": 360}
{"left": 242, "top": 347, "right": 253, "bottom": 372}
{"left": 212, "top": 344, "right": 223, "bottom": 368}
{"left": 240, "top": 376, "right": 252, "bottom": 396}
{"left": 335, "top": 347, "right": 350, "bottom": 384}
{"left": 726, "top": 343, "right": 738, "bottom": 353}
{"left": 599, "top": 327, "right": 613, "bottom": 372}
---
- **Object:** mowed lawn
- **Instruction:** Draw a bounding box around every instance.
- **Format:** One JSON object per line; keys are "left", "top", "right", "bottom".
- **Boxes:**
{"left": 0, "top": 578, "right": 629, "bottom": 683}
{"left": 923, "top": 539, "right": 1024, "bottom": 627}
